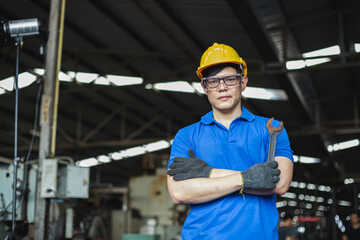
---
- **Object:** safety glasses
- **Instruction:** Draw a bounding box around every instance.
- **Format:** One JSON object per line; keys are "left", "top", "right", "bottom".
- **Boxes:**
{"left": 202, "top": 74, "right": 241, "bottom": 88}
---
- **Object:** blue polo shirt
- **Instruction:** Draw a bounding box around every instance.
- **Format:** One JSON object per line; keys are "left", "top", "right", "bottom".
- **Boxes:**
{"left": 169, "top": 107, "right": 293, "bottom": 240}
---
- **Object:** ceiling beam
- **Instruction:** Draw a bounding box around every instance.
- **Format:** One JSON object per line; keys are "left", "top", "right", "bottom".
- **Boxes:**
{"left": 153, "top": 0, "right": 205, "bottom": 51}
{"left": 86, "top": 0, "right": 177, "bottom": 72}
{"left": 276, "top": 0, "right": 347, "bottom": 178}
{"left": 133, "top": 0, "right": 198, "bottom": 62}
{"left": 268, "top": 7, "right": 360, "bottom": 31}
{"left": 226, "top": 0, "right": 314, "bottom": 124}
{"left": 30, "top": 0, "right": 140, "bottom": 76}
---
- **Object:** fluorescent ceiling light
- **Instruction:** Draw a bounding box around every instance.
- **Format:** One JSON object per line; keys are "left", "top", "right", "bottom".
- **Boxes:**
{"left": 304, "top": 195, "right": 316, "bottom": 202}
{"left": 305, "top": 203, "right": 313, "bottom": 209}
{"left": 276, "top": 201, "right": 287, "bottom": 208}
{"left": 67, "top": 71, "right": 76, "bottom": 79}
{"left": 18, "top": 72, "right": 37, "bottom": 88}
{"left": 0, "top": 76, "right": 15, "bottom": 91}
{"left": 305, "top": 57, "right": 331, "bottom": 67}
{"left": 299, "top": 156, "right": 321, "bottom": 164}
{"left": 243, "top": 87, "right": 288, "bottom": 101}
{"left": 286, "top": 57, "right": 331, "bottom": 70}
{"left": 288, "top": 201, "right": 297, "bottom": 207}
{"left": 110, "top": 139, "right": 173, "bottom": 161}
{"left": 307, "top": 183, "right": 316, "bottom": 190}
{"left": 34, "top": 68, "right": 73, "bottom": 82}
{"left": 97, "top": 155, "right": 111, "bottom": 163}
{"left": 290, "top": 181, "right": 299, "bottom": 188}
{"left": 355, "top": 43, "right": 360, "bottom": 53}
{"left": 95, "top": 76, "right": 110, "bottom": 86}
{"left": 121, "top": 146, "right": 146, "bottom": 158}
{"left": 34, "top": 68, "right": 45, "bottom": 75}
{"left": 327, "top": 139, "right": 359, "bottom": 152}
{"left": 77, "top": 138, "right": 174, "bottom": 166}
{"left": 344, "top": 178, "right": 354, "bottom": 185}
{"left": 318, "top": 185, "right": 332, "bottom": 192}
{"left": 290, "top": 181, "right": 332, "bottom": 196}
{"left": 318, "top": 205, "right": 326, "bottom": 211}
{"left": 298, "top": 227, "right": 305, "bottom": 234}
{"left": 281, "top": 192, "right": 296, "bottom": 199}
{"left": 192, "top": 82, "right": 205, "bottom": 94}
{"left": 59, "top": 71, "right": 72, "bottom": 82}
{"left": 77, "top": 158, "right": 99, "bottom": 167}
{"left": 109, "top": 151, "right": 124, "bottom": 161}
{"left": 153, "top": 81, "right": 195, "bottom": 93}
{"left": 106, "top": 74, "right": 143, "bottom": 86}
{"left": 110, "top": 149, "right": 135, "bottom": 161}
{"left": 286, "top": 60, "right": 306, "bottom": 70}
{"left": 0, "top": 72, "right": 37, "bottom": 91}
{"left": 302, "top": 45, "right": 340, "bottom": 58}
{"left": 0, "top": 89, "right": 5, "bottom": 95}
{"left": 293, "top": 155, "right": 320, "bottom": 164}
{"left": 144, "top": 140, "right": 170, "bottom": 152}
{"left": 338, "top": 200, "right": 352, "bottom": 207}
{"left": 76, "top": 72, "right": 99, "bottom": 83}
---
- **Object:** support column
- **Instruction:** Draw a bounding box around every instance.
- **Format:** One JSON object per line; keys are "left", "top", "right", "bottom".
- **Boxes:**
{"left": 353, "top": 184, "right": 359, "bottom": 211}
{"left": 34, "top": 0, "right": 66, "bottom": 239}
{"left": 354, "top": 94, "right": 359, "bottom": 128}
{"left": 331, "top": 188, "right": 337, "bottom": 240}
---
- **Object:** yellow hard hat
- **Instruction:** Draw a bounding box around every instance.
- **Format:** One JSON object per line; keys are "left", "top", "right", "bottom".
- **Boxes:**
{"left": 196, "top": 43, "right": 247, "bottom": 79}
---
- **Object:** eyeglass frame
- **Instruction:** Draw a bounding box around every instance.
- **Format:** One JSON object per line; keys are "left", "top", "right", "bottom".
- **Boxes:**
{"left": 202, "top": 74, "right": 242, "bottom": 89}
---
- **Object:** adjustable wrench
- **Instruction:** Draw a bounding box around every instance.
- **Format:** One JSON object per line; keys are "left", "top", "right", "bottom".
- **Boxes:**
{"left": 266, "top": 118, "right": 284, "bottom": 162}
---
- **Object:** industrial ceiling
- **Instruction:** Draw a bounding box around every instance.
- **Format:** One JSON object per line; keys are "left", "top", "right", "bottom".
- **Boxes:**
{"left": 1, "top": 0, "right": 360, "bottom": 217}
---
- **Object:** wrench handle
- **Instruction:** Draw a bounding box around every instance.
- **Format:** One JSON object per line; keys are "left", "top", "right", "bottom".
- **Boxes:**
{"left": 267, "top": 131, "right": 281, "bottom": 162}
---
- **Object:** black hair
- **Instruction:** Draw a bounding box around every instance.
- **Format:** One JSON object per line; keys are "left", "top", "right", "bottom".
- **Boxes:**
{"left": 283, "top": 213, "right": 293, "bottom": 221}
{"left": 350, "top": 211, "right": 360, "bottom": 217}
{"left": 202, "top": 63, "right": 242, "bottom": 78}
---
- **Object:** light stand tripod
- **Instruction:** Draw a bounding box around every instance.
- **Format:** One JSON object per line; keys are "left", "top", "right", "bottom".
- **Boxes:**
{"left": 0, "top": 18, "right": 43, "bottom": 240}
{"left": 8, "top": 36, "right": 24, "bottom": 240}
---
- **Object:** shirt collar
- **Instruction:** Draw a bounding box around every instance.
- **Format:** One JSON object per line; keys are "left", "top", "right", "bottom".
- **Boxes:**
{"left": 240, "top": 107, "right": 255, "bottom": 122}
{"left": 201, "top": 107, "right": 255, "bottom": 125}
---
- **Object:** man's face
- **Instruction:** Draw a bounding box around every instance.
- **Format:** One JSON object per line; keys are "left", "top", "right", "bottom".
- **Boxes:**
{"left": 202, "top": 67, "right": 248, "bottom": 113}
{"left": 350, "top": 213, "right": 359, "bottom": 224}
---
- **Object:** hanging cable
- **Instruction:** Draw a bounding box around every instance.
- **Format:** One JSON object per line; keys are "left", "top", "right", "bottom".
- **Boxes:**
{"left": 10, "top": 36, "right": 23, "bottom": 240}
{"left": 16, "top": 77, "right": 44, "bottom": 215}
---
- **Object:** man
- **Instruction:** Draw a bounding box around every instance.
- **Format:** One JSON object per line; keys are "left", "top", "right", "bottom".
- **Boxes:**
{"left": 279, "top": 213, "right": 295, "bottom": 240}
{"left": 167, "top": 43, "right": 293, "bottom": 239}
{"left": 342, "top": 211, "right": 360, "bottom": 240}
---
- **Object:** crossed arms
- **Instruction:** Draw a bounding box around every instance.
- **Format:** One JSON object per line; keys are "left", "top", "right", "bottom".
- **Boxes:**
{"left": 167, "top": 154, "right": 293, "bottom": 204}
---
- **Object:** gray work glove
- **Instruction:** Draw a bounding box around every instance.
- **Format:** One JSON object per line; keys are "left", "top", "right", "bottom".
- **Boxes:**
{"left": 241, "top": 161, "right": 281, "bottom": 190}
{"left": 167, "top": 149, "right": 213, "bottom": 181}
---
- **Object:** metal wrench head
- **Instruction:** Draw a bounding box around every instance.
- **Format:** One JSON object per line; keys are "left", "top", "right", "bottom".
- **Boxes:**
{"left": 266, "top": 117, "right": 284, "bottom": 135}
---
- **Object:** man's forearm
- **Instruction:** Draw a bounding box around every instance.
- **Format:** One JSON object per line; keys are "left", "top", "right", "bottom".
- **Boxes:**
{"left": 167, "top": 173, "right": 243, "bottom": 204}
{"left": 167, "top": 156, "right": 293, "bottom": 204}
{"left": 211, "top": 168, "right": 275, "bottom": 195}
{"left": 210, "top": 157, "right": 293, "bottom": 195}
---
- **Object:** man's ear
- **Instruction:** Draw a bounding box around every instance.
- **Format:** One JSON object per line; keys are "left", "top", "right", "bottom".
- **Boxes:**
{"left": 201, "top": 82, "right": 208, "bottom": 95}
{"left": 241, "top": 76, "right": 248, "bottom": 92}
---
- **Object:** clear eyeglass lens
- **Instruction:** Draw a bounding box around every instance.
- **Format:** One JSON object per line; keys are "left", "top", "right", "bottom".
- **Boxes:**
{"left": 205, "top": 75, "right": 240, "bottom": 88}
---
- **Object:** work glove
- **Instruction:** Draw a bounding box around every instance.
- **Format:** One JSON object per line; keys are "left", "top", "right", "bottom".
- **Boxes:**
{"left": 241, "top": 161, "right": 281, "bottom": 190}
{"left": 167, "top": 149, "right": 213, "bottom": 181}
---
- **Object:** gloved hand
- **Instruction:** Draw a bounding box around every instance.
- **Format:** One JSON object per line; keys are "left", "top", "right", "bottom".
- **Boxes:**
{"left": 241, "top": 161, "right": 281, "bottom": 190}
{"left": 167, "top": 149, "right": 213, "bottom": 181}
